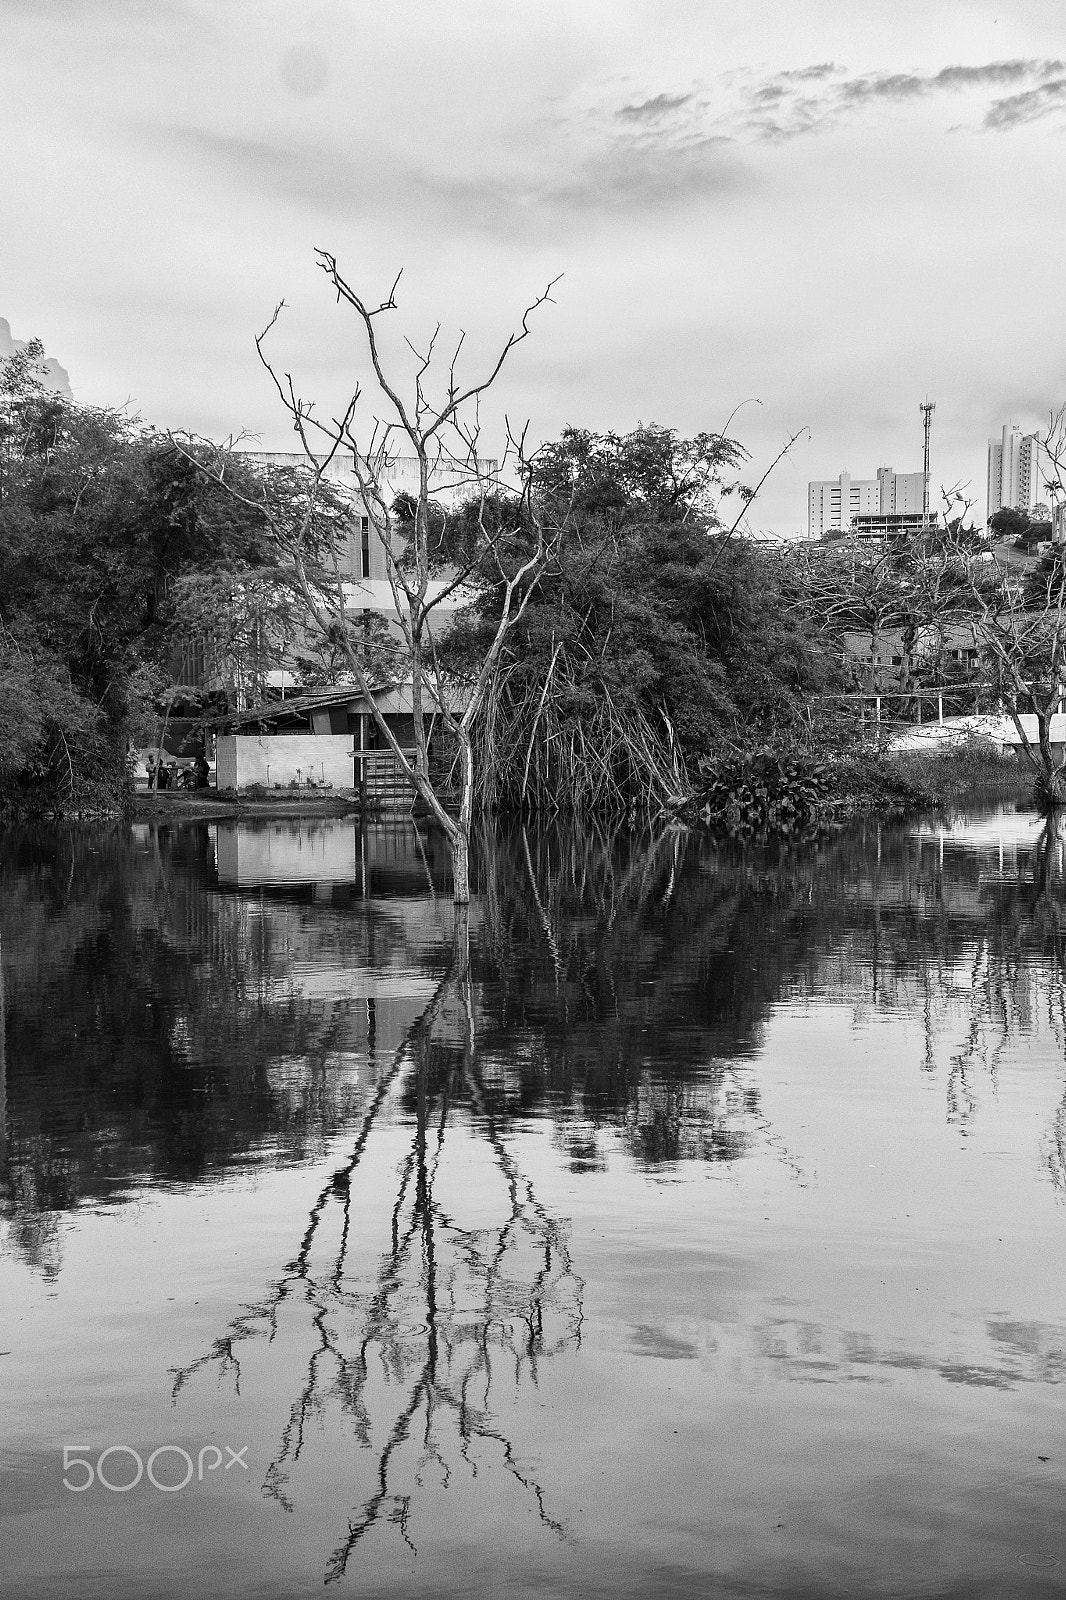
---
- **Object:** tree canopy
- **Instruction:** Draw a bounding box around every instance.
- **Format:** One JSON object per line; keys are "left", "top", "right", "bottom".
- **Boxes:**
{"left": 441, "top": 424, "right": 839, "bottom": 812}
{"left": 0, "top": 343, "right": 277, "bottom": 810}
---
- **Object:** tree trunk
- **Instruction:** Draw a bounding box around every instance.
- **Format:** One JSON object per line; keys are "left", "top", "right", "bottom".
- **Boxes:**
{"left": 451, "top": 826, "right": 470, "bottom": 905}
{"left": 448, "top": 729, "right": 476, "bottom": 906}
{"left": 1031, "top": 708, "right": 1066, "bottom": 809}
{"left": 1038, "top": 710, "right": 1062, "bottom": 785}
{"left": 151, "top": 698, "right": 175, "bottom": 796}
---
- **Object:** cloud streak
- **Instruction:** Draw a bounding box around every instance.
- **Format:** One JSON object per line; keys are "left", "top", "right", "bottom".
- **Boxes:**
{"left": 603, "top": 57, "right": 1066, "bottom": 148}
{"left": 149, "top": 117, "right": 742, "bottom": 236}
{"left": 983, "top": 77, "right": 1066, "bottom": 131}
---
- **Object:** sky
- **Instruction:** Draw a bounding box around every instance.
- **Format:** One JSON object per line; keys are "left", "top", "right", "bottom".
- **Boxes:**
{"left": 4, "top": 0, "right": 1066, "bottom": 534}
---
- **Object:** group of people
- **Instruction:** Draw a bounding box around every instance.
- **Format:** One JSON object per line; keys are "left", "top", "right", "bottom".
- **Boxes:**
{"left": 144, "top": 753, "right": 211, "bottom": 791}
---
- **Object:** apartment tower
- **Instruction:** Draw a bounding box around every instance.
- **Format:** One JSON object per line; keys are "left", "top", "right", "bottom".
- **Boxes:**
{"left": 987, "top": 423, "right": 1045, "bottom": 519}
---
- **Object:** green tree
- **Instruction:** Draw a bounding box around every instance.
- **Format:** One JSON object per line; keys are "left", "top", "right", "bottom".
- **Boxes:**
{"left": 0, "top": 342, "right": 279, "bottom": 811}
{"left": 988, "top": 506, "right": 1030, "bottom": 543}
{"left": 442, "top": 425, "right": 833, "bottom": 813}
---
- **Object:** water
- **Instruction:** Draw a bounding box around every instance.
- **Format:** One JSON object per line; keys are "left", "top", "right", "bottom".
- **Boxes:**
{"left": 3, "top": 810, "right": 1066, "bottom": 1597}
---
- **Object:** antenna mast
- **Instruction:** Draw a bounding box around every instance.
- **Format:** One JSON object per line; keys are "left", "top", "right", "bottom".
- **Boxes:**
{"left": 920, "top": 398, "right": 935, "bottom": 523}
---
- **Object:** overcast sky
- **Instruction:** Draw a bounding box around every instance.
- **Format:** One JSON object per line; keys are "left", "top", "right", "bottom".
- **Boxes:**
{"left": 4, "top": 0, "right": 1066, "bottom": 533}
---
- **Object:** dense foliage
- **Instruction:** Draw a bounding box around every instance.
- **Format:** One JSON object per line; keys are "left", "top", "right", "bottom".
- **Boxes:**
{"left": 0, "top": 344, "right": 286, "bottom": 813}
{"left": 441, "top": 425, "right": 842, "bottom": 814}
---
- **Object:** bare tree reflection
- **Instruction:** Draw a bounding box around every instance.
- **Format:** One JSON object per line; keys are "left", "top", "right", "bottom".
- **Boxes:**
{"left": 170, "top": 913, "right": 583, "bottom": 1580}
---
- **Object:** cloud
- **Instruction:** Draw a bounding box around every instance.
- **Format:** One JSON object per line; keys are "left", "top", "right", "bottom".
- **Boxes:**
{"left": 935, "top": 60, "right": 1063, "bottom": 89}
{"left": 984, "top": 77, "right": 1066, "bottom": 131}
{"left": 602, "top": 57, "right": 1066, "bottom": 149}
{"left": 777, "top": 63, "right": 836, "bottom": 83}
{"left": 149, "top": 117, "right": 741, "bottom": 237}
{"left": 755, "top": 1313, "right": 1066, "bottom": 1391}
{"left": 617, "top": 92, "right": 694, "bottom": 123}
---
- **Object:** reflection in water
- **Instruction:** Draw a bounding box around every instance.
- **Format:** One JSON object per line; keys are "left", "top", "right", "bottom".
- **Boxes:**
{"left": 7, "top": 807, "right": 1066, "bottom": 1228}
{"left": 6, "top": 807, "right": 1066, "bottom": 1593}
{"left": 171, "top": 916, "right": 583, "bottom": 1579}
{"left": 0, "top": 823, "right": 457, "bottom": 1274}
{"left": 6, "top": 809, "right": 1066, "bottom": 1262}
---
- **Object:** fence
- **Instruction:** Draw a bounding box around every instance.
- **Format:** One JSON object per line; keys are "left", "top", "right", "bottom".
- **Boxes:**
{"left": 813, "top": 686, "right": 999, "bottom": 729}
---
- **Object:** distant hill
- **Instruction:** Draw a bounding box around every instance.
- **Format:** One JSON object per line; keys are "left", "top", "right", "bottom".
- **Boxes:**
{"left": 0, "top": 316, "right": 73, "bottom": 399}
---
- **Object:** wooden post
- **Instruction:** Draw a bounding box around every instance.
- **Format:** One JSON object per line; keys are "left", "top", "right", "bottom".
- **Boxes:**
{"left": 938, "top": 694, "right": 943, "bottom": 725}
{"left": 876, "top": 696, "right": 881, "bottom": 726}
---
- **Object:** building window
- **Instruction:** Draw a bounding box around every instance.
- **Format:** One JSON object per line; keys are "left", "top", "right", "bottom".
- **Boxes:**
{"left": 360, "top": 516, "right": 370, "bottom": 579}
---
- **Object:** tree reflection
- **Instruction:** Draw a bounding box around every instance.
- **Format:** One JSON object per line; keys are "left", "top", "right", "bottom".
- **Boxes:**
{"left": 473, "top": 821, "right": 798, "bottom": 1173}
{"left": 170, "top": 914, "right": 583, "bottom": 1578}
{"left": 877, "top": 810, "right": 1066, "bottom": 1166}
{"left": 9, "top": 808, "right": 1066, "bottom": 1283}
{"left": 0, "top": 823, "right": 454, "bottom": 1272}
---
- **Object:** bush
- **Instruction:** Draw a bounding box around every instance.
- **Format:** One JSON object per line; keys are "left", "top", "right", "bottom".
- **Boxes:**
{"left": 887, "top": 734, "right": 1031, "bottom": 808}
{"left": 690, "top": 749, "right": 834, "bottom": 837}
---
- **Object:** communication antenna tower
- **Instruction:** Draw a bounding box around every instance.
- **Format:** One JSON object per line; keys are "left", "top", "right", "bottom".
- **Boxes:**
{"left": 920, "top": 398, "right": 935, "bottom": 522}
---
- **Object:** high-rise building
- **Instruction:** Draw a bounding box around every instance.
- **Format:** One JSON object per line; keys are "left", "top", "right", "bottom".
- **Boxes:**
{"left": 987, "top": 423, "right": 1046, "bottom": 520}
{"left": 807, "top": 467, "right": 926, "bottom": 540}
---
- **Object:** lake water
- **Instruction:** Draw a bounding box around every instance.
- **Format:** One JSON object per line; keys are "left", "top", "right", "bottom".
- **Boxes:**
{"left": 3, "top": 810, "right": 1066, "bottom": 1598}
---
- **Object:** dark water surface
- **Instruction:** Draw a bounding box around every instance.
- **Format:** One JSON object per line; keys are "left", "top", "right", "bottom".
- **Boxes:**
{"left": 3, "top": 811, "right": 1066, "bottom": 1598}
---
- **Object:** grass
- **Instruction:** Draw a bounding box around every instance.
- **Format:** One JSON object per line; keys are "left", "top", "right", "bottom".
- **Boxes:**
{"left": 882, "top": 735, "right": 1035, "bottom": 809}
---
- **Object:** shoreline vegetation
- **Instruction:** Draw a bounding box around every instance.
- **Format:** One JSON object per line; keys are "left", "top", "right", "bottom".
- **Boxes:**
{"left": 27, "top": 735, "right": 1033, "bottom": 835}
{"left": 0, "top": 315, "right": 1055, "bottom": 847}
{"left": 685, "top": 734, "right": 1035, "bottom": 838}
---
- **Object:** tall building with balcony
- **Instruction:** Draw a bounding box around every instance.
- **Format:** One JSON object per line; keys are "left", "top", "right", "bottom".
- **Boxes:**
{"left": 987, "top": 423, "right": 1046, "bottom": 520}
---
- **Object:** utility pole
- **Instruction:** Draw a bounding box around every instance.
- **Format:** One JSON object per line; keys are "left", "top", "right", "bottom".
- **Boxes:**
{"left": 920, "top": 398, "right": 935, "bottom": 524}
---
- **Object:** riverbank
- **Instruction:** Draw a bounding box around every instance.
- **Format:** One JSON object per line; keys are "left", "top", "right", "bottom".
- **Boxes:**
{"left": 881, "top": 738, "right": 1034, "bottom": 810}
{"left": 684, "top": 735, "right": 1036, "bottom": 839}
{"left": 4, "top": 739, "right": 1035, "bottom": 833}
{"left": 130, "top": 788, "right": 361, "bottom": 820}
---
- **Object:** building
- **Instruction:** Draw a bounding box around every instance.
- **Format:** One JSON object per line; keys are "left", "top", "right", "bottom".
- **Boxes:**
{"left": 171, "top": 448, "right": 501, "bottom": 701}
{"left": 808, "top": 467, "right": 927, "bottom": 540}
{"left": 987, "top": 423, "right": 1046, "bottom": 520}
{"left": 212, "top": 683, "right": 459, "bottom": 806}
{"left": 245, "top": 448, "right": 499, "bottom": 607}
{"left": 850, "top": 510, "right": 932, "bottom": 541}
{"left": 841, "top": 622, "right": 979, "bottom": 689}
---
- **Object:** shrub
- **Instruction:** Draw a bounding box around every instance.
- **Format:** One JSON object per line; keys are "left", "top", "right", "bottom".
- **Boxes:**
{"left": 692, "top": 748, "right": 834, "bottom": 837}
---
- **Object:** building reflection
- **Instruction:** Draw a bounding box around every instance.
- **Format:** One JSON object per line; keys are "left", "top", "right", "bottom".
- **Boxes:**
{"left": 210, "top": 817, "right": 454, "bottom": 903}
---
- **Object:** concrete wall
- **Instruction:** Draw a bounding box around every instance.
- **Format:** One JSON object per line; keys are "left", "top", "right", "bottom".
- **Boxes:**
{"left": 215, "top": 734, "right": 356, "bottom": 791}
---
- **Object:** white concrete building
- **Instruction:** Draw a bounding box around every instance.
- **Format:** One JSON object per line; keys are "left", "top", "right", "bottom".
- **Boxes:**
{"left": 876, "top": 466, "right": 925, "bottom": 515}
{"left": 241, "top": 449, "right": 499, "bottom": 689}
{"left": 808, "top": 467, "right": 926, "bottom": 540}
{"left": 987, "top": 423, "right": 1046, "bottom": 520}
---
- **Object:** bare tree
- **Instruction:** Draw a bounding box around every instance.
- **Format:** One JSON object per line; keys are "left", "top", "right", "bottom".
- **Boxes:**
{"left": 794, "top": 511, "right": 979, "bottom": 715}
{"left": 939, "top": 407, "right": 1066, "bottom": 804}
{"left": 170, "top": 915, "right": 583, "bottom": 1582}
{"left": 177, "top": 256, "right": 569, "bottom": 901}
{"left": 935, "top": 444, "right": 1066, "bottom": 802}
